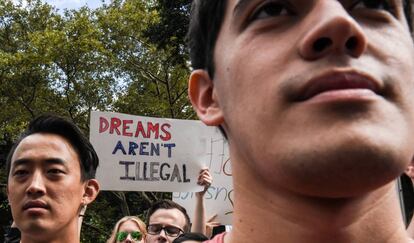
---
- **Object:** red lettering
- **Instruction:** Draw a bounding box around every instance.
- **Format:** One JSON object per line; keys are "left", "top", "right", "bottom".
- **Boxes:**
{"left": 147, "top": 122, "right": 160, "bottom": 139}
{"left": 110, "top": 117, "right": 122, "bottom": 135}
{"left": 122, "top": 120, "right": 133, "bottom": 137}
{"left": 160, "top": 123, "right": 171, "bottom": 141}
{"left": 99, "top": 117, "right": 109, "bottom": 133}
{"left": 134, "top": 121, "right": 149, "bottom": 138}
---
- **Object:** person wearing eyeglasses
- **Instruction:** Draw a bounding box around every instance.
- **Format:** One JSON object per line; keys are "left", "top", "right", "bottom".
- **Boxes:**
{"left": 107, "top": 216, "right": 147, "bottom": 243}
{"left": 145, "top": 168, "right": 213, "bottom": 243}
{"left": 145, "top": 200, "right": 190, "bottom": 243}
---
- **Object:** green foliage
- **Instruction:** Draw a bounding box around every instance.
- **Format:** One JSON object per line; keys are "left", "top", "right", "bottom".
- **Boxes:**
{"left": 0, "top": 0, "right": 193, "bottom": 242}
{"left": 144, "top": 0, "right": 192, "bottom": 66}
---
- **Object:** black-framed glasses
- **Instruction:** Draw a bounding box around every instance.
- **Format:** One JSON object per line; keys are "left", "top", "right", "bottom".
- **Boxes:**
{"left": 147, "top": 224, "right": 184, "bottom": 237}
{"left": 116, "top": 231, "right": 143, "bottom": 242}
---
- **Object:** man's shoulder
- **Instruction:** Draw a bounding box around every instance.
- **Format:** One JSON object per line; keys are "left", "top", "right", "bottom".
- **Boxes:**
{"left": 204, "top": 232, "right": 226, "bottom": 243}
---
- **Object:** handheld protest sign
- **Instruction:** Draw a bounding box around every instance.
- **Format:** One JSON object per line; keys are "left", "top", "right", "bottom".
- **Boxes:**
{"left": 91, "top": 111, "right": 212, "bottom": 192}
{"left": 173, "top": 130, "right": 234, "bottom": 225}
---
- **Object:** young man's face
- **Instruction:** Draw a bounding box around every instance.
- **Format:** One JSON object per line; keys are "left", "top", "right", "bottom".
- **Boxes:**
{"left": 7, "top": 133, "right": 87, "bottom": 240}
{"left": 146, "top": 208, "right": 186, "bottom": 243}
{"left": 191, "top": 0, "right": 414, "bottom": 197}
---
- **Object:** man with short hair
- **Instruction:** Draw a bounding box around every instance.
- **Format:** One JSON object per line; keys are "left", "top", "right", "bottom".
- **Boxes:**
{"left": 188, "top": 0, "right": 414, "bottom": 242}
{"left": 145, "top": 199, "right": 191, "bottom": 243}
{"left": 6, "top": 114, "right": 100, "bottom": 243}
{"left": 145, "top": 168, "right": 212, "bottom": 243}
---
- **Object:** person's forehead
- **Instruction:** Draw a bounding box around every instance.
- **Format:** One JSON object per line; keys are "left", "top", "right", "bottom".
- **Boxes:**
{"left": 149, "top": 208, "right": 186, "bottom": 227}
{"left": 119, "top": 220, "right": 140, "bottom": 231}
{"left": 11, "top": 133, "right": 80, "bottom": 168}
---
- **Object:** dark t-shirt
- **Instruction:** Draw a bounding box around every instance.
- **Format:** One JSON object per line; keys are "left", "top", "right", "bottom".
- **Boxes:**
{"left": 4, "top": 227, "right": 21, "bottom": 243}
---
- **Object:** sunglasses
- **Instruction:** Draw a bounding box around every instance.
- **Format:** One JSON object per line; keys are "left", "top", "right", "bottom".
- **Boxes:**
{"left": 147, "top": 224, "right": 184, "bottom": 237}
{"left": 116, "top": 231, "right": 143, "bottom": 242}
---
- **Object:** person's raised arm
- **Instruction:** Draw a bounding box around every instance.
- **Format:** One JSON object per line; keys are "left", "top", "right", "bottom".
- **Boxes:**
{"left": 192, "top": 168, "right": 212, "bottom": 234}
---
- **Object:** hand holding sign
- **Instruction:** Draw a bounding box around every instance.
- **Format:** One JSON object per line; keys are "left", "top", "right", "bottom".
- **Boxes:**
{"left": 196, "top": 168, "right": 213, "bottom": 197}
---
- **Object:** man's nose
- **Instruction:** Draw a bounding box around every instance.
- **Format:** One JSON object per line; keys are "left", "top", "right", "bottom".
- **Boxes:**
{"left": 159, "top": 228, "right": 168, "bottom": 238}
{"left": 26, "top": 171, "right": 46, "bottom": 196}
{"left": 299, "top": 1, "right": 367, "bottom": 60}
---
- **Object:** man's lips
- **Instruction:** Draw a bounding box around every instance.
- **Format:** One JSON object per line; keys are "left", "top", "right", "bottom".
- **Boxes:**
{"left": 296, "top": 71, "right": 382, "bottom": 101}
{"left": 22, "top": 200, "right": 49, "bottom": 210}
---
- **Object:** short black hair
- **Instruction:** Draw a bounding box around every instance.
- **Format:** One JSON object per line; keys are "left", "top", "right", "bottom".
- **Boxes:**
{"left": 187, "top": 0, "right": 413, "bottom": 79}
{"left": 6, "top": 114, "right": 99, "bottom": 181}
{"left": 187, "top": 0, "right": 227, "bottom": 79}
{"left": 404, "top": 0, "right": 413, "bottom": 31}
{"left": 146, "top": 199, "right": 191, "bottom": 233}
{"left": 172, "top": 232, "right": 209, "bottom": 243}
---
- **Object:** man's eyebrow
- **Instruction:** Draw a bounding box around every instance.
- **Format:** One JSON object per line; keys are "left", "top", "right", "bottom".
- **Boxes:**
{"left": 233, "top": 0, "right": 252, "bottom": 18}
{"left": 12, "top": 158, "right": 66, "bottom": 168}
{"left": 44, "top": 158, "right": 67, "bottom": 165}
{"left": 11, "top": 158, "right": 31, "bottom": 168}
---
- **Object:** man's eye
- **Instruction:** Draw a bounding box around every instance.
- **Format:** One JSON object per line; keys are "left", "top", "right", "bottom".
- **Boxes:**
{"left": 250, "top": 1, "right": 291, "bottom": 21}
{"left": 351, "top": 0, "right": 392, "bottom": 11}
{"left": 13, "top": 170, "right": 28, "bottom": 176}
{"left": 48, "top": 169, "right": 64, "bottom": 175}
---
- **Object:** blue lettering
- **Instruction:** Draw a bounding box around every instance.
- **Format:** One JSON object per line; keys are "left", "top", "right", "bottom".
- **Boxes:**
{"left": 140, "top": 142, "right": 149, "bottom": 156}
{"left": 112, "top": 141, "right": 127, "bottom": 155}
{"left": 151, "top": 143, "right": 160, "bottom": 156}
{"left": 128, "top": 141, "right": 138, "bottom": 155}
{"left": 163, "top": 143, "right": 176, "bottom": 158}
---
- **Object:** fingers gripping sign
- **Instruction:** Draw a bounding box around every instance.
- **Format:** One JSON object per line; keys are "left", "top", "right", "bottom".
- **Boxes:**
{"left": 192, "top": 168, "right": 214, "bottom": 234}
{"left": 196, "top": 168, "right": 213, "bottom": 196}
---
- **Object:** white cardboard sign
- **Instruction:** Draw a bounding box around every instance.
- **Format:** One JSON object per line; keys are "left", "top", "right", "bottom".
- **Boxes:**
{"left": 91, "top": 111, "right": 207, "bottom": 192}
{"left": 91, "top": 111, "right": 234, "bottom": 223}
{"left": 173, "top": 134, "right": 234, "bottom": 225}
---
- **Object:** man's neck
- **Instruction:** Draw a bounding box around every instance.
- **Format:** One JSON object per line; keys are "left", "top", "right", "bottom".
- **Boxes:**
{"left": 227, "top": 162, "right": 410, "bottom": 243}
{"left": 20, "top": 221, "right": 80, "bottom": 243}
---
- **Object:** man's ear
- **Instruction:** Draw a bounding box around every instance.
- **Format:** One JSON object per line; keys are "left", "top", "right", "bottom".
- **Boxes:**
{"left": 188, "top": 69, "right": 224, "bottom": 126}
{"left": 82, "top": 179, "right": 100, "bottom": 205}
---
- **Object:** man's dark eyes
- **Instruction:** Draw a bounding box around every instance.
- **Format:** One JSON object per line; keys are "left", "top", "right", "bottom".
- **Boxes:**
{"left": 248, "top": 0, "right": 395, "bottom": 23}
{"left": 13, "top": 170, "right": 28, "bottom": 176}
{"left": 13, "top": 169, "right": 64, "bottom": 177}
{"left": 249, "top": 1, "right": 293, "bottom": 22}
{"left": 48, "top": 168, "right": 65, "bottom": 175}
{"left": 351, "top": 0, "right": 395, "bottom": 12}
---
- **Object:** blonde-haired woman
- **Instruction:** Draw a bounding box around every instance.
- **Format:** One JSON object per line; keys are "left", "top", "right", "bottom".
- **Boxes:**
{"left": 107, "top": 216, "right": 147, "bottom": 243}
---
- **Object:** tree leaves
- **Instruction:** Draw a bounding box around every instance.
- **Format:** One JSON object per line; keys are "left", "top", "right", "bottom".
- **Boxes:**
{"left": 0, "top": 0, "right": 192, "bottom": 242}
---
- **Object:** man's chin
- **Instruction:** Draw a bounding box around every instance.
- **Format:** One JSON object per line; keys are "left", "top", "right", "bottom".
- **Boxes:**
{"left": 19, "top": 219, "right": 53, "bottom": 235}
{"left": 262, "top": 140, "right": 409, "bottom": 198}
